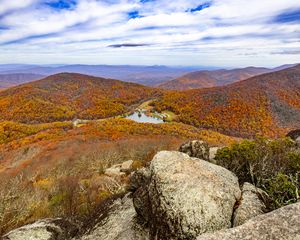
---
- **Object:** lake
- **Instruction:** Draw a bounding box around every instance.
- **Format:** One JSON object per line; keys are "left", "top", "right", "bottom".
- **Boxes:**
{"left": 126, "top": 112, "right": 164, "bottom": 124}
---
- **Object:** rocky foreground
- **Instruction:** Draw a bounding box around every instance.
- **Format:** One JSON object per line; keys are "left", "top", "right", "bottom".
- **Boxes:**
{"left": 2, "top": 141, "right": 300, "bottom": 240}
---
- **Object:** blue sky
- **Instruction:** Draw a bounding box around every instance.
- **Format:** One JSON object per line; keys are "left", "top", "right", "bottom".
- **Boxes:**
{"left": 0, "top": 0, "right": 299, "bottom": 67}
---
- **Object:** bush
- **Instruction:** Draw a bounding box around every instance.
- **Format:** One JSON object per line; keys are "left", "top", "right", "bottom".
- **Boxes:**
{"left": 215, "top": 137, "right": 300, "bottom": 208}
{"left": 267, "top": 173, "right": 299, "bottom": 208}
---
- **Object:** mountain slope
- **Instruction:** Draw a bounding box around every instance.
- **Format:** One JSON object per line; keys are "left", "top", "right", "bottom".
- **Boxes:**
{"left": 158, "top": 67, "right": 272, "bottom": 90}
{"left": 153, "top": 65, "right": 300, "bottom": 137}
{"left": 0, "top": 73, "right": 44, "bottom": 88}
{"left": 0, "top": 73, "right": 161, "bottom": 123}
{"left": 159, "top": 64, "right": 299, "bottom": 91}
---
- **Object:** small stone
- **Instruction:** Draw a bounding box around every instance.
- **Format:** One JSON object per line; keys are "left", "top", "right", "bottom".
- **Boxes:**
{"left": 121, "top": 160, "right": 134, "bottom": 173}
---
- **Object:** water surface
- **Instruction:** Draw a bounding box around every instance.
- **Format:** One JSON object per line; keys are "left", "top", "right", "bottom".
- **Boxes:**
{"left": 126, "top": 112, "right": 164, "bottom": 124}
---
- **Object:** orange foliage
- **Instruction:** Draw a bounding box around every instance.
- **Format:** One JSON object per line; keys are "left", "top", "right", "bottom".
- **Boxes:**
{"left": 152, "top": 65, "right": 300, "bottom": 138}
{"left": 0, "top": 119, "right": 237, "bottom": 153}
{"left": 0, "top": 73, "right": 161, "bottom": 123}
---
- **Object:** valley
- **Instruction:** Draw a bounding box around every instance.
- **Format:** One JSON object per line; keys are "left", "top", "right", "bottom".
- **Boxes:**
{"left": 1, "top": 1, "right": 300, "bottom": 239}
{"left": 0, "top": 64, "right": 299, "bottom": 239}
{"left": 1, "top": 64, "right": 299, "bottom": 138}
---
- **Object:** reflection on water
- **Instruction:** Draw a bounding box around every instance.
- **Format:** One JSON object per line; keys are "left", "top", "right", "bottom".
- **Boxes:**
{"left": 126, "top": 112, "right": 164, "bottom": 124}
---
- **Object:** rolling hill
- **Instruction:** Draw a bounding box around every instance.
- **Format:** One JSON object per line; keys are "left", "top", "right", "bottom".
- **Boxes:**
{"left": 0, "top": 73, "right": 161, "bottom": 123}
{"left": 158, "top": 64, "right": 298, "bottom": 90}
{"left": 153, "top": 65, "right": 300, "bottom": 137}
{"left": 0, "top": 73, "right": 44, "bottom": 89}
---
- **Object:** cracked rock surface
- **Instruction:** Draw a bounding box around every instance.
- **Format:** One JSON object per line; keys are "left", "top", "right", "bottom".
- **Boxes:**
{"left": 233, "top": 182, "right": 267, "bottom": 227}
{"left": 132, "top": 151, "right": 241, "bottom": 240}
{"left": 197, "top": 202, "right": 300, "bottom": 240}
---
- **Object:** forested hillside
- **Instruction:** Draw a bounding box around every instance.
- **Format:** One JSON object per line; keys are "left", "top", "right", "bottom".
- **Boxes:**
{"left": 153, "top": 65, "right": 300, "bottom": 137}
{"left": 0, "top": 73, "right": 161, "bottom": 123}
{"left": 158, "top": 67, "right": 271, "bottom": 90}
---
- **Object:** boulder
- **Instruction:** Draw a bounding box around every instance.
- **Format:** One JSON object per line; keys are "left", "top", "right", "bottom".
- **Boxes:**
{"left": 105, "top": 160, "right": 136, "bottom": 177}
{"left": 129, "top": 168, "right": 151, "bottom": 192}
{"left": 130, "top": 168, "right": 152, "bottom": 222}
{"left": 104, "top": 164, "right": 126, "bottom": 178}
{"left": 197, "top": 202, "right": 300, "bottom": 240}
{"left": 121, "top": 160, "right": 134, "bottom": 173}
{"left": 133, "top": 151, "right": 241, "bottom": 240}
{"left": 77, "top": 194, "right": 149, "bottom": 240}
{"left": 3, "top": 218, "right": 78, "bottom": 240}
{"left": 233, "top": 183, "right": 267, "bottom": 227}
{"left": 179, "top": 140, "right": 210, "bottom": 160}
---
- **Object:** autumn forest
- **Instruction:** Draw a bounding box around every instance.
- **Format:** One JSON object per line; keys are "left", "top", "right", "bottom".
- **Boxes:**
{"left": 0, "top": 63, "right": 299, "bottom": 236}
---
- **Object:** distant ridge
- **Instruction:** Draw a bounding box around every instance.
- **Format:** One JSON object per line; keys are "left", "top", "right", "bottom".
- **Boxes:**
{"left": 0, "top": 73, "right": 44, "bottom": 88}
{"left": 158, "top": 64, "right": 298, "bottom": 90}
{"left": 0, "top": 64, "right": 195, "bottom": 86}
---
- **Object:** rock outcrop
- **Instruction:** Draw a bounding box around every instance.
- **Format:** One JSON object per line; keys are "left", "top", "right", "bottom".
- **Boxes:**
{"left": 129, "top": 168, "right": 151, "bottom": 192}
{"left": 3, "top": 219, "right": 78, "bottom": 240}
{"left": 4, "top": 149, "right": 300, "bottom": 240}
{"left": 132, "top": 151, "right": 241, "bottom": 240}
{"left": 179, "top": 140, "right": 210, "bottom": 160}
{"left": 77, "top": 194, "right": 149, "bottom": 240}
{"left": 233, "top": 183, "right": 267, "bottom": 227}
{"left": 104, "top": 160, "right": 134, "bottom": 178}
{"left": 197, "top": 202, "right": 300, "bottom": 240}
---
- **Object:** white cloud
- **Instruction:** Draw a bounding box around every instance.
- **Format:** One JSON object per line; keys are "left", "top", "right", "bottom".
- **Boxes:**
{"left": 0, "top": 0, "right": 299, "bottom": 67}
{"left": 0, "top": 0, "right": 37, "bottom": 15}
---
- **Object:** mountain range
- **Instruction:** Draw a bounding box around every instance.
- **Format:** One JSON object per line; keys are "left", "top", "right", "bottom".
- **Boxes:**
{"left": 158, "top": 64, "right": 297, "bottom": 90}
{"left": 0, "top": 73, "right": 44, "bottom": 88}
{"left": 0, "top": 64, "right": 196, "bottom": 87}
{"left": 0, "top": 65, "right": 299, "bottom": 137}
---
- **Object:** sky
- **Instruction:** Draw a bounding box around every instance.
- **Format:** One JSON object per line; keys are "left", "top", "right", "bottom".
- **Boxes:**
{"left": 0, "top": 0, "right": 299, "bottom": 67}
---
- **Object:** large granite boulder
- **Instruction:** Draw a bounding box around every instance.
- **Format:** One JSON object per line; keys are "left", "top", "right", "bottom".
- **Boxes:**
{"left": 133, "top": 151, "right": 241, "bottom": 240}
{"left": 77, "top": 194, "right": 149, "bottom": 240}
{"left": 233, "top": 182, "right": 267, "bottom": 227}
{"left": 179, "top": 140, "right": 210, "bottom": 160}
{"left": 197, "top": 202, "right": 300, "bottom": 240}
{"left": 3, "top": 218, "right": 78, "bottom": 240}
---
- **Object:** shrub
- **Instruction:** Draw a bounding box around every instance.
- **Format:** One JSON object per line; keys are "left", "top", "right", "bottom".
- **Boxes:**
{"left": 215, "top": 137, "right": 300, "bottom": 208}
{"left": 267, "top": 173, "right": 299, "bottom": 208}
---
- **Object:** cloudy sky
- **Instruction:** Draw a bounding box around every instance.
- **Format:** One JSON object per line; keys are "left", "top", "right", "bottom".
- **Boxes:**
{"left": 0, "top": 0, "right": 299, "bottom": 67}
